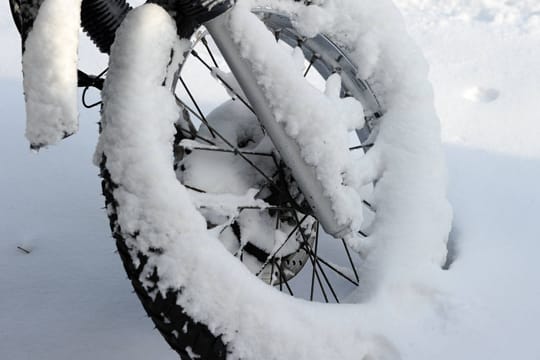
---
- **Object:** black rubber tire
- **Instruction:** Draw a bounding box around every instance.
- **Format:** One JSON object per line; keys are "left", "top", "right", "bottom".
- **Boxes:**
{"left": 85, "top": 2, "right": 227, "bottom": 358}
{"left": 100, "top": 158, "right": 228, "bottom": 360}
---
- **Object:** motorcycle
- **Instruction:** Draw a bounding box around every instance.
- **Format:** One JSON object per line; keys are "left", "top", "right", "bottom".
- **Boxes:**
{"left": 9, "top": 0, "right": 452, "bottom": 358}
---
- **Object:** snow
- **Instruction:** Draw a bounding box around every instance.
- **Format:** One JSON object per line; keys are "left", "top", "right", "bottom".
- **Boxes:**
{"left": 247, "top": 0, "right": 452, "bottom": 291}
{"left": 397, "top": 0, "right": 540, "bottom": 158}
{"left": 96, "top": 5, "right": 401, "bottom": 359}
{"left": 462, "top": 86, "right": 500, "bottom": 103}
{"left": 229, "top": 2, "right": 368, "bottom": 234}
{"left": 395, "top": 0, "right": 540, "bottom": 31}
{"left": 22, "top": 0, "right": 81, "bottom": 148}
{"left": 1, "top": 0, "right": 540, "bottom": 359}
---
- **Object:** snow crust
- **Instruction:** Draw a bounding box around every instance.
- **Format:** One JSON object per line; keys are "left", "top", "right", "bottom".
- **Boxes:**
{"left": 95, "top": 0, "right": 451, "bottom": 358}
{"left": 22, "top": 0, "right": 81, "bottom": 148}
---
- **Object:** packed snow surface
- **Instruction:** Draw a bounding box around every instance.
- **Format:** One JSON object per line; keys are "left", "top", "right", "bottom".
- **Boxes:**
{"left": 22, "top": 0, "right": 81, "bottom": 148}
{"left": 395, "top": 0, "right": 540, "bottom": 31}
{"left": 1, "top": 0, "right": 540, "bottom": 359}
{"left": 397, "top": 0, "right": 540, "bottom": 157}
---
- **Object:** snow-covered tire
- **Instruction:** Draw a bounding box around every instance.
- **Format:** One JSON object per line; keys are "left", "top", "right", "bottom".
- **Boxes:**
{"left": 100, "top": 164, "right": 227, "bottom": 359}
{"left": 97, "top": 1, "right": 451, "bottom": 359}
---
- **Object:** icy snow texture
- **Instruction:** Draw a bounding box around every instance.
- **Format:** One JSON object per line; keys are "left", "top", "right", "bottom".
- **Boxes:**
{"left": 395, "top": 0, "right": 540, "bottom": 32}
{"left": 22, "top": 0, "right": 81, "bottom": 148}
{"left": 96, "top": 0, "right": 451, "bottom": 358}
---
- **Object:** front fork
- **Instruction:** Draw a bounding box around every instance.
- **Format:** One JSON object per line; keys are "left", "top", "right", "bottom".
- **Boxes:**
{"left": 204, "top": 11, "right": 350, "bottom": 238}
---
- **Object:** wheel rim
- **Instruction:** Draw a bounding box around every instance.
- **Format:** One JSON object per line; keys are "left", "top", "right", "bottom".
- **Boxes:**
{"left": 171, "top": 9, "right": 381, "bottom": 303}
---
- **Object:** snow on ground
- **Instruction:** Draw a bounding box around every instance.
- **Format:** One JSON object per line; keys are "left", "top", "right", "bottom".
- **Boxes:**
{"left": 1, "top": 0, "right": 540, "bottom": 359}
{"left": 392, "top": 1, "right": 540, "bottom": 358}
{"left": 396, "top": 0, "right": 540, "bottom": 158}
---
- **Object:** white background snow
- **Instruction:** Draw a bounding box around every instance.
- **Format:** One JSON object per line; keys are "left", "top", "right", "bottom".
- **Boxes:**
{"left": 1, "top": 0, "right": 540, "bottom": 359}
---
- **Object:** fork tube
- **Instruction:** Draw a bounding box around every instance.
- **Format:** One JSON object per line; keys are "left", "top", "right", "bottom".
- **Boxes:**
{"left": 204, "top": 13, "right": 350, "bottom": 238}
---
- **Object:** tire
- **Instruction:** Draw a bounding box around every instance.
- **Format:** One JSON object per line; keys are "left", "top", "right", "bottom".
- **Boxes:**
{"left": 97, "top": 1, "right": 450, "bottom": 359}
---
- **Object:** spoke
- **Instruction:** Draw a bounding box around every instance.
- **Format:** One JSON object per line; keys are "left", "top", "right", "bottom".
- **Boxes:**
{"left": 218, "top": 180, "right": 278, "bottom": 239}
{"left": 349, "top": 143, "right": 374, "bottom": 151}
{"left": 308, "top": 245, "right": 329, "bottom": 303}
{"left": 175, "top": 94, "right": 206, "bottom": 122}
{"left": 313, "top": 252, "right": 339, "bottom": 302}
{"left": 302, "top": 244, "right": 359, "bottom": 286}
{"left": 304, "top": 53, "right": 321, "bottom": 78}
{"left": 176, "top": 99, "right": 279, "bottom": 189}
{"left": 187, "top": 188, "right": 295, "bottom": 214}
{"left": 178, "top": 103, "right": 198, "bottom": 136}
{"left": 190, "top": 50, "right": 255, "bottom": 114}
{"left": 177, "top": 102, "right": 283, "bottom": 198}
{"left": 196, "top": 132, "right": 276, "bottom": 188}
{"left": 362, "top": 200, "right": 374, "bottom": 211}
{"left": 292, "top": 211, "right": 339, "bottom": 303}
{"left": 175, "top": 100, "right": 285, "bottom": 200}
{"left": 177, "top": 126, "right": 216, "bottom": 146}
{"left": 341, "top": 238, "right": 360, "bottom": 283}
{"left": 310, "top": 222, "right": 329, "bottom": 302}
{"left": 179, "top": 76, "right": 217, "bottom": 138}
{"left": 255, "top": 214, "right": 309, "bottom": 277}
{"left": 178, "top": 55, "right": 297, "bottom": 202}
{"left": 270, "top": 259, "right": 276, "bottom": 286}
{"left": 187, "top": 145, "right": 273, "bottom": 157}
{"left": 226, "top": 146, "right": 277, "bottom": 187}
{"left": 273, "top": 28, "right": 281, "bottom": 42}
{"left": 184, "top": 184, "right": 206, "bottom": 193}
{"left": 270, "top": 213, "right": 279, "bottom": 286}
{"left": 303, "top": 54, "right": 317, "bottom": 78}
{"left": 238, "top": 205, "right": 297, "bottom": 212}
{"left": 274, "top": 158, "right": 339, "bottom": 303}
{"left": 201, "top": 37, "right": 219, "bottom": 68}
{"left": 277, "top": 260, "right": 294, "bottom": 296}
{"left": 310, "top": 222, "right": 319, "bottom": 301}
{"left": 174, "top": 95, "right": 215, "bottom": 144}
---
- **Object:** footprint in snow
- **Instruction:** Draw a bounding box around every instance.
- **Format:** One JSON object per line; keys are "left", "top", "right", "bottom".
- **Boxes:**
{"left": 463, "top": 86, "right": 500, "bottom": 103}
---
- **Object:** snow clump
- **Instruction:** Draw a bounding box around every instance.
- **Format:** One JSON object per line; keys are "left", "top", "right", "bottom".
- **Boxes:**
{"left": 22, "top": 0, "right": 81, "bottom": 148}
